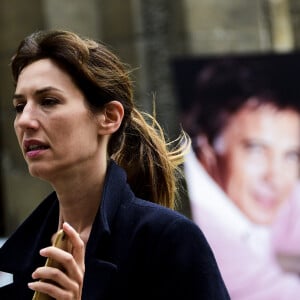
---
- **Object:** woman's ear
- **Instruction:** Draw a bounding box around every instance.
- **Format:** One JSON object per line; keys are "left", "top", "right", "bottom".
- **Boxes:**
{"left": 97, "top": 101, "right": 124, "bottom": 135}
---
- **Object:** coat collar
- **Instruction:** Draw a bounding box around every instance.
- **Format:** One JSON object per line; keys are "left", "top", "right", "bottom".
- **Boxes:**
{"left": 0, "top": 160, "right": 129, "bottom": 279}
{"left": 84, "top": 160, "right": 130, "bottom": 255}
{"left": 82, "top": 160, "right": 132, "bottom": 298}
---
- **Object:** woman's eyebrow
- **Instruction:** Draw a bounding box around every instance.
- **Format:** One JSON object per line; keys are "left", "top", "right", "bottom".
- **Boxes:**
{"left": 12, "top": 93, "right": 24, "bottom": 103}
{"left": 34, "top": 86, "right": 62, "bottom": 95}
{"left": 13, "top": 86, "right": 62, "bottom": 102}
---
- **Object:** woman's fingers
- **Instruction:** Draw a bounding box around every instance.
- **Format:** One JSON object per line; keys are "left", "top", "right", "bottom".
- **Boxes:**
{"left": 29, "top": 223, "right": 85, "bottom": 299}
{"left": 44, "top": 222, "right": 85, "bottom": 281}
{"left": 29, "top": 278, "right": 76, "bottom": 300}
{"left": 31, "top": 265, "right": 79, "bottom": 290}
{"left": 62, "top": 222, "right": 85, "bottom": 271}
{"left": 38, "top": 246, "right": 83, "bottom": 284}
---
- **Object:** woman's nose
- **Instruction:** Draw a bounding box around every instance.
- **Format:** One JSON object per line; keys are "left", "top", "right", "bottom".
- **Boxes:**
{"left": 15, "top": 105, "right": 39, "bottom": 130}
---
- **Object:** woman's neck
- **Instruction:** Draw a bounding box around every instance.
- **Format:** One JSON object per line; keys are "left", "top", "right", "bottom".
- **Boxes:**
{"left": 53, "top": 161, "right": 107, "bottom": 242}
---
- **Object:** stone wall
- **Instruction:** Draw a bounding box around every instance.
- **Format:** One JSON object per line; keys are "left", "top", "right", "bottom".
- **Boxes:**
{"left": 0, "top": 0, "right": 297, "bottom": 234}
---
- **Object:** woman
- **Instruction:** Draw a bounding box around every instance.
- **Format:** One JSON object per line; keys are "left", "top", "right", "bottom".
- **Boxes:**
{"left": 0, "top": 30, "right": 229, "bottom": 299}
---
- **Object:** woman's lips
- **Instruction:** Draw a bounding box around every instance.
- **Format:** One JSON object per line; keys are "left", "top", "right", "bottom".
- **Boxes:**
{"left": 23, "top": 140, "right": 49, "bottom": 158}
{"left": 27, "top": 146, "right": 49, "bottom": 158}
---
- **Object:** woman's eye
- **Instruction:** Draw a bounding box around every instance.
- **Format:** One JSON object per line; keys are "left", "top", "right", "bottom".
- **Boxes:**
{"left": 41, "top": 98, "right": 59, "bottom": 106}
{"left": 14, "top": 103, "right": 25, "bottom": 113}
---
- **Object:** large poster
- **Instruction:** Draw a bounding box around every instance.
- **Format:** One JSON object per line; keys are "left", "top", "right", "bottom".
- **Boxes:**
{"left": 172, "top": 52, "right": 300, "bottom": 299}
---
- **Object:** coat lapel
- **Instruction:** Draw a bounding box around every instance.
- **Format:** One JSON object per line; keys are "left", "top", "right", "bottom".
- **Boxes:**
{"left": 82, "top": 161, "right": 128, "bottom": 298}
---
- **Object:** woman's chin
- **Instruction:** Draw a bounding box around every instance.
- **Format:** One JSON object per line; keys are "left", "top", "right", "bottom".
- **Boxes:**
{"left": 28, "top": 166, "right": 52, "bottom": 181}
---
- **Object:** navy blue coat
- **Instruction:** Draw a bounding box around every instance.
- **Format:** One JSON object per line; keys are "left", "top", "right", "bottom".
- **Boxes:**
{"left": 0, "top": 161, "right": 229, "bottom": 299}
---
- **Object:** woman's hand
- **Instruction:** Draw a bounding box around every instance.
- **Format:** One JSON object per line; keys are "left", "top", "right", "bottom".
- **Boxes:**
{"left": 28, "top": 222, "right": 85, "bottom": 299}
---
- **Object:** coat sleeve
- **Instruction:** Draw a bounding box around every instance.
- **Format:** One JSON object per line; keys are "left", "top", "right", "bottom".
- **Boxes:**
{"left": 149, "top": 216, "right": 230, "bottom": 300}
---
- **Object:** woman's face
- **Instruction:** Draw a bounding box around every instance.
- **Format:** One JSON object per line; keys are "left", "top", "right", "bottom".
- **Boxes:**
{"left": 13, "top": 58, "right": 103, "bottom": 183}
{"left": 215, "top": 102, "right": 300, "bottom": 225}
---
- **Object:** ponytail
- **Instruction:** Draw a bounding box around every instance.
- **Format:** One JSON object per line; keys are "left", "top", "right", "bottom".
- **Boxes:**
{"left": 112, "top": 107, "right": 190, "bottom": 208}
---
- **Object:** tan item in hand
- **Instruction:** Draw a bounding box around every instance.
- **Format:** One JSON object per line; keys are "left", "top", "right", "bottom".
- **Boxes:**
{"left": 32, "top": 229, "right": 71, "bottom": 300}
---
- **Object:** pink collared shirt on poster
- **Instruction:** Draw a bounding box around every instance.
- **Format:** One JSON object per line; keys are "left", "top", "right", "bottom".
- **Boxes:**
{"left": 184, "top": 150, "right": 300, "bottom": 300}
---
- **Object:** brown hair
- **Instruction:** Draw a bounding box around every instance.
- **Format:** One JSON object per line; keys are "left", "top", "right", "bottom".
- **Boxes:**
{"left": 11, "top": 30, "right": 190, "bottom": 208}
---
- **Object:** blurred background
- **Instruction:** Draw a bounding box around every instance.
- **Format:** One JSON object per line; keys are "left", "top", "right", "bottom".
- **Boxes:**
{"left": 0, "top": 0, "right": 299, "bottom": 236}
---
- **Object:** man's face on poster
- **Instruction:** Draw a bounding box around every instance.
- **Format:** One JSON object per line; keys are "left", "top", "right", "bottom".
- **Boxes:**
{"left": 215, "top": 101, "right": 300, "bottom": 225}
